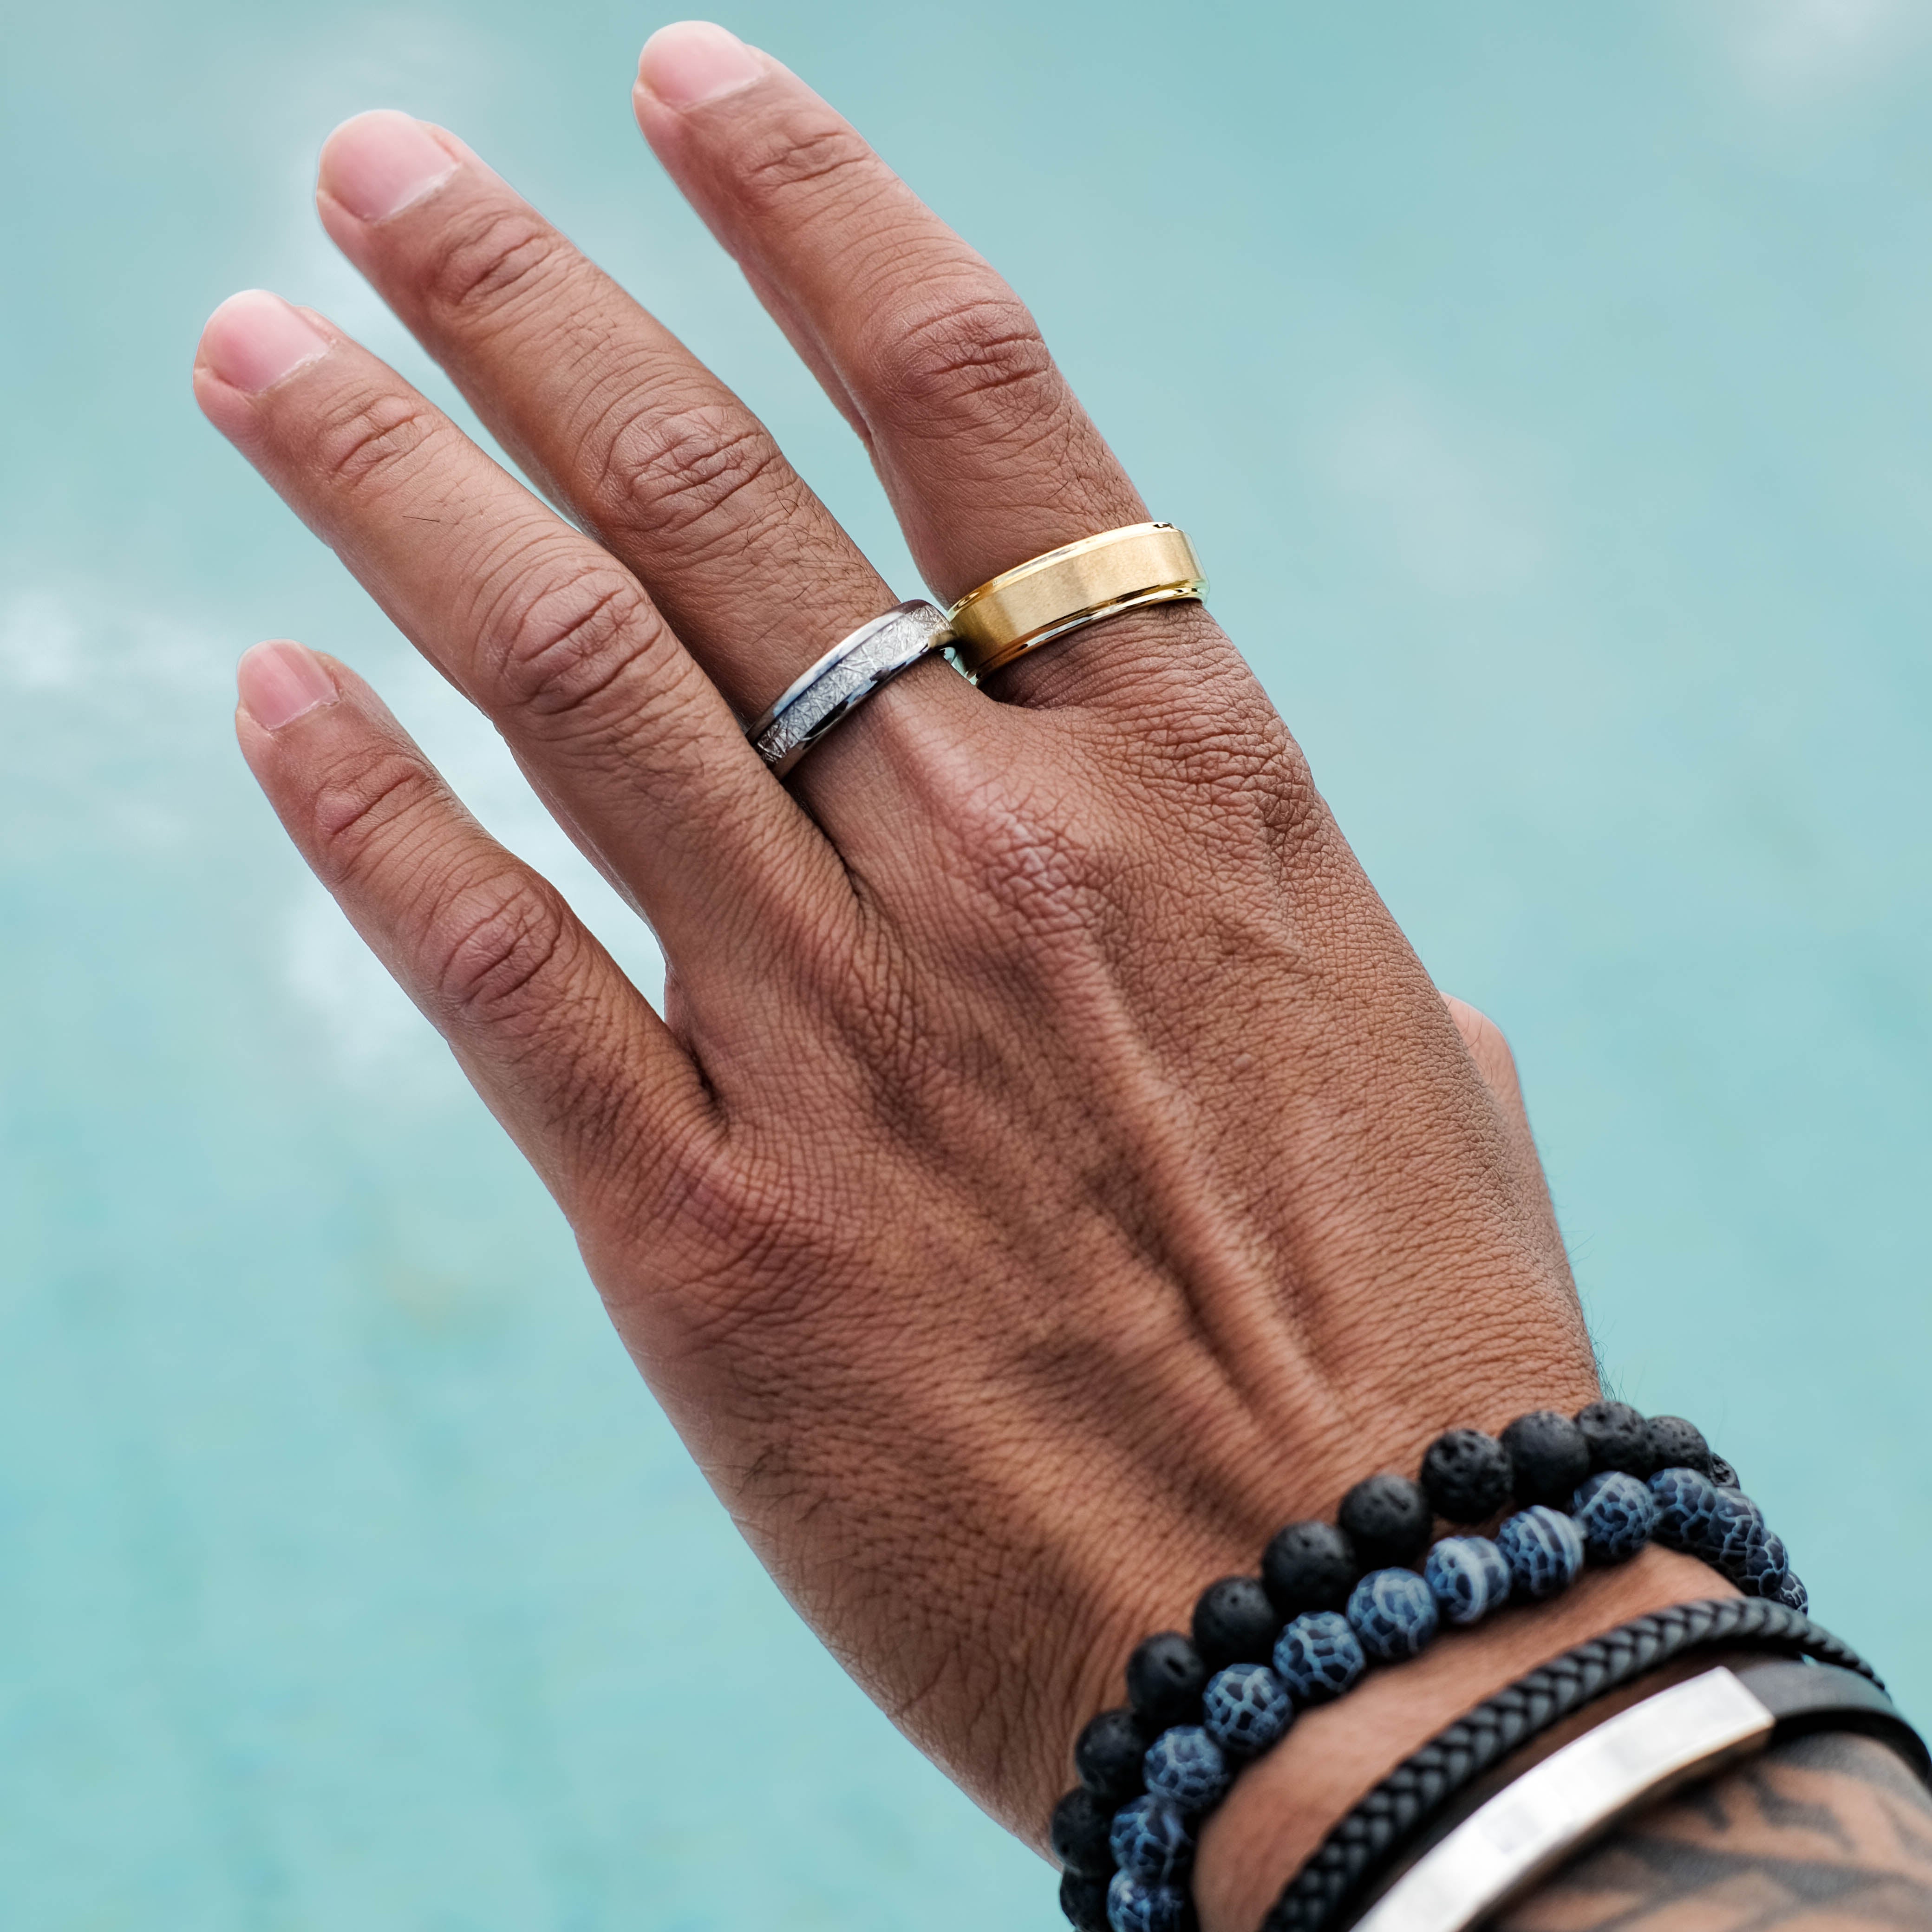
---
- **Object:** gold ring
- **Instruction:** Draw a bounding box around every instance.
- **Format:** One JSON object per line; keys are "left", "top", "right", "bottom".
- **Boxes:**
{"left": 946, "top": 522, "right": 1207, "bottom": 679}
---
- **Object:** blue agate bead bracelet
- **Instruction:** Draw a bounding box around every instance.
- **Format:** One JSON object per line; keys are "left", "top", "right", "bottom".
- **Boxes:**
{"left": 1051, "top": 1403, "right": 1803, "bottom": 1932}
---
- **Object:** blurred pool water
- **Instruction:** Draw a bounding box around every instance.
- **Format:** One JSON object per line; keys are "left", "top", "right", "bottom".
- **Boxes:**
{"left": 3, "top": 0, "right": 1931, "bottom": 1925}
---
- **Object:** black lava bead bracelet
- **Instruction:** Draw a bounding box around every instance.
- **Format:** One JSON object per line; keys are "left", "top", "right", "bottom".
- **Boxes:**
{"left": 1052, "top": 1404, "right": 1798, "bottom": 1932}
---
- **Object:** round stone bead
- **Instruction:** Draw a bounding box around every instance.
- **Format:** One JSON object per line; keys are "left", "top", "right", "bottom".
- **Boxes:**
{"left": 1572, "top": 1470, "right": 1658, "bottom": 1563}
{"left": 1052, "top": 1785, "right": 1117, "bottom": 1878}
{"left": 1110, "top": 1795, "right": 1196, "bottom": 1884}
{"left": 1077, "top": 1708, "right": 1148, "bottom": 1805}
{"left": 1649, "top": 1466, "right": 1720, "bottom": 1552}
{"left": 1203, "top": 1662, "right": 1295, "bottom": 1760}
{"left": 1347, "top": 1567, "right": 1441, "bottom": 1662}
{"left": 1339, "top": 1473, "right": 1434, "bottom": 1568}
{"left": 1424, "top": 1535, "right": 1510, "bottom": 1625}
{"left": 1060, "top": 1868, "right": 1111, "bottom": 1931}
{"left": 1193, "top": 1576, "right": 1279, "bottom": 1671}
{"left": 1143, "top": 1726, "right": 1231, "bottom": 1814}
{"left": 1128, "top": 1632, "right": 1207, "bottom": 1732}
{"left": 1273, "top": 1609, "right": 1367, "bottom": 1703}
{"left": 1777, "top": 1572, "right": 1810, "bottom": 1613}
{"left": 1645, "top": 1416, "right": 1711, "bottom": 1477}
{"left": 1709, "top": 1455, "right": 1740, "bottom": 1489}
{"left": 1501, "top": 1410, "right": 1592, "bottom": 1508}
{"left": 1107, "top": 1871, "right": 1193, "bottom": 1932}
{"left": 1575, "top": 1401, "right": 1653, "bottom": 1475}
{"left": 1496, "top": 1505, "right": 1585, "bottom": 1599}
{"left": 1261, "top": 1520, "right": 1359, "bottom": 1618}
{"left": 1737, "top": 1529, "right": 1790, "bottom": 1598}
{"left": 1420, "top": 1428, "right": 1514, "bottom": 1524}
{"left": 1708, "top": 1487, "right": 1769, "bottom": 1580}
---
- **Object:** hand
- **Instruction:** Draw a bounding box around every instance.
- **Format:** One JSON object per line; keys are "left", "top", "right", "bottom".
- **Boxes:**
{"left": 192, "top": 22, "right": 1721, "bottom": 1915}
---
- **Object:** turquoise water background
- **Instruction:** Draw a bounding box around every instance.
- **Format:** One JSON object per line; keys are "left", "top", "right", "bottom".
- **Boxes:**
{"left": 4, "top": 1, "right": 1931, "bottom": 1924}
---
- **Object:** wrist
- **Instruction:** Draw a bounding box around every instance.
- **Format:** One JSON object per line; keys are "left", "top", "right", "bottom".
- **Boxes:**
{"left": 1192, "top": 1547, "right": 1734, "bottom": 1932}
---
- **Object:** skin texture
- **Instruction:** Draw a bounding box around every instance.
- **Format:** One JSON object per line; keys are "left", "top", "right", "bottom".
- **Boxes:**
{"left": 192, "top": 21, "right": 1763, "bottom": 1921}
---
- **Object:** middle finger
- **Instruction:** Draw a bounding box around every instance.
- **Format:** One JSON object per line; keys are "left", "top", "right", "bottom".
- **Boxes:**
{"left": 314, "top": 110, "right": 977, "bottom": 752}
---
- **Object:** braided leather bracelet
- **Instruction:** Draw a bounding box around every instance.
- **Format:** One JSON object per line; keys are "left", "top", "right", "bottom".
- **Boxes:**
{"left": 1261, "top": 1597, "right": 1888, "bottom": 1932}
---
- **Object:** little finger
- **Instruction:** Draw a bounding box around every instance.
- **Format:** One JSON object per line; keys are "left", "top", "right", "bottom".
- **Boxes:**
{"left": 234, "top": 640, "right": 711, "bottom": 1222}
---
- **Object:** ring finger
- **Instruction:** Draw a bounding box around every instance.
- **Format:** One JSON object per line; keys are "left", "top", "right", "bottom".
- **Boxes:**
{"left": 634, "top": 23, "right": 1242, "bottom": 716}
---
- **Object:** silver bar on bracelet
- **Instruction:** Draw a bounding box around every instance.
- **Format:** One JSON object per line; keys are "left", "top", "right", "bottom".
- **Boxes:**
{"left": 1350, "top": 1667, "right": 1774, "bottom": 1932}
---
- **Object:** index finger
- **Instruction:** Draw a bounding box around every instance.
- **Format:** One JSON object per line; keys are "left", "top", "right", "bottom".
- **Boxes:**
{"left": 633, "top": 22, "right": 1236, "bottom": 711}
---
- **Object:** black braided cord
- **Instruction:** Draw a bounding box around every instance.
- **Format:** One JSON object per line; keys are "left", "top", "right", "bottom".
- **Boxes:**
{"left": 1261, "top": 1598, "right": 1880, "bottom": 1932}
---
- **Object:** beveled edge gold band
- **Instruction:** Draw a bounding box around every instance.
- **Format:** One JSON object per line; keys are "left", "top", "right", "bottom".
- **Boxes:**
{"left": 946, "top": 522, "right": 1207, "bottom": 679}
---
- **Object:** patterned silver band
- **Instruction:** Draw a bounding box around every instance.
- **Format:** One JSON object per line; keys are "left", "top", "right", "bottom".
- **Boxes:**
{"left": 746, "top": 600, "right": 952, "bottom": 777}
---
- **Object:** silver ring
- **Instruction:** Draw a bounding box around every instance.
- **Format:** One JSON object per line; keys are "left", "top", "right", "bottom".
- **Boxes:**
{"left": 746, "top": 600, "right": 952, "bottom": 776}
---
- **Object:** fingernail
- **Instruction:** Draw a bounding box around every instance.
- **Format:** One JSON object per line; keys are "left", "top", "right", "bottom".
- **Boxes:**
{"left": 238, "top": 640, "right": 338, "bottom": 731}
{"left": 320, "top": 110, "right": 459, "bottom": 223}
{"left": 198, "top": 291, "right": 330, "bottom": 394}
{"left": 637, "top": 21, "right": 764, "bottom": 107}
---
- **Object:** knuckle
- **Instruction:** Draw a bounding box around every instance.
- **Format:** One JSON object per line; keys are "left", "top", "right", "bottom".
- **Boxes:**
{"left": 480, "top": 558, "right": 658, "bottom": 725}
{"left": 1163, "top": 692, "right": 1326, "bottom": 859}
{"left": 308, "top": 747, "right": 442, "bottom": 881}
{"left": 654, "top": 1175, "right": 857, "bottom": 1356}
{"left": 925, "top": 760, "right": 1103, "bottom": 945}
{"left": 430, "top": 872, "right": 572, "bottom": 1028}
{"left": 597, "top": 401, "right": 795, "bottom": 552}
{"left": 312, "top": 389, "right": 441, "bottom": 495}
{"left": 731, "top": 112, "right": 876, "bottom": 221}
{"left": 1083, "top": 639, "right": 1331, "bottom": 874}
{"left": 672, "top": 1153, "right": 810, "bottom": 1269}
{"left": 876, "top": 291, "right": 1062, "bottom": 433}
{"left": 416, "top": 202, "right": 562, "bottom": 322}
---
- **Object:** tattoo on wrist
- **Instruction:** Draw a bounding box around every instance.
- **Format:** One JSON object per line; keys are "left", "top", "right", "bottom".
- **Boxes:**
{"left": 1501, "top": 1730, "right": 1932, "bottom": 1932}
